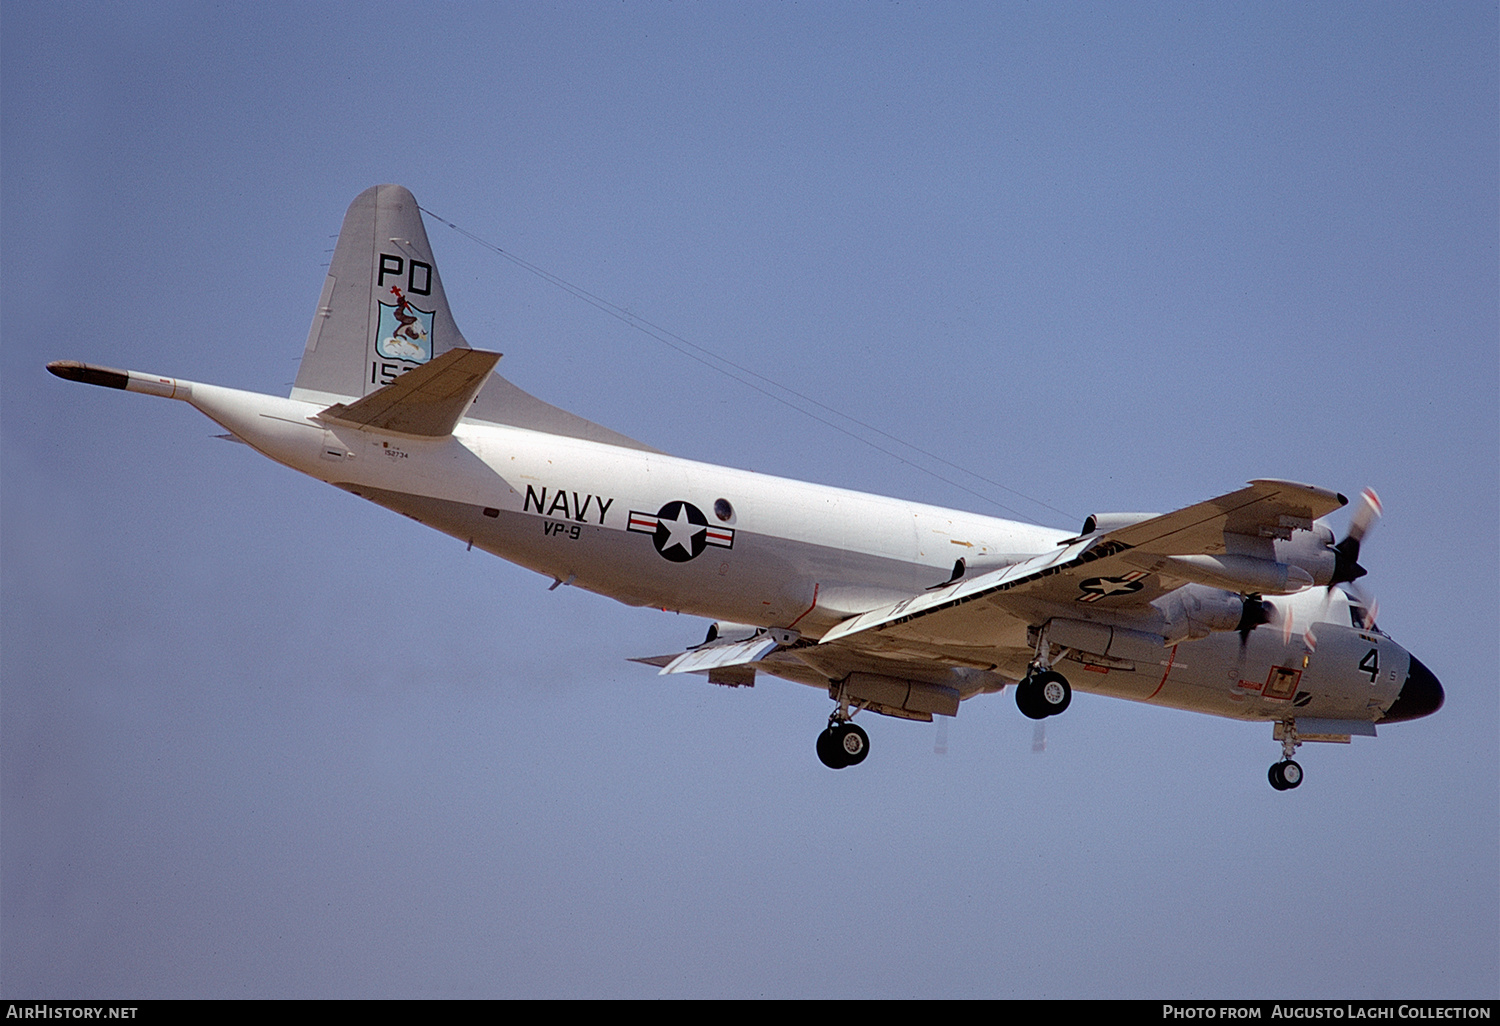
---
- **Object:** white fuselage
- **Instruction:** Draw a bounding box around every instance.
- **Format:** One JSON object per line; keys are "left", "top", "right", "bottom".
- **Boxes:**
{"left": 191, "top": 382, "right": 1066, "bottom": 627}
{"left": 173, "top": 378, "right": 1414, "bottom": 727}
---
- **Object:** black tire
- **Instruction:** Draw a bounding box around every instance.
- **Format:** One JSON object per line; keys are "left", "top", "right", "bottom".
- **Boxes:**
{"left": 837, "top": 722, "right": 870, "bottom": 766}
{"left": 1033, "top": 670, "right": 1072, "bottom": 716}
{"left": 817, "top": 726, "right": 848, "bottom": 769}
{"left": 1016, "top": 677, "right": 1048, "bottom": 720}
{"left": 1269, "top": 760, "right": 1303, "bottom": 790}
{"left": 1279, "top": 759, "right": 1303, "bottom": 789}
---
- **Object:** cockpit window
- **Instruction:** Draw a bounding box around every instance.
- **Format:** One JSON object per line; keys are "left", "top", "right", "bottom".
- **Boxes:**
{"left": 1347, "top": 599, "right": 1387, "bottom": 635}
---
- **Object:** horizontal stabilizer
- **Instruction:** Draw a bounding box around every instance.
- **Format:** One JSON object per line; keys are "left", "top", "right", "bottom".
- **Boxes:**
{"left": 318, "top": 348, "right": 501, "bottom": 437}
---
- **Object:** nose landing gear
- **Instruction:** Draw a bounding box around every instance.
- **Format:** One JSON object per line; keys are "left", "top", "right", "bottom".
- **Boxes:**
{"left": 1268, "top": 759, "right": 1303, "bottom": 790}
{"left": 1269, "top": 725, "right": 1304, "bottom": 790}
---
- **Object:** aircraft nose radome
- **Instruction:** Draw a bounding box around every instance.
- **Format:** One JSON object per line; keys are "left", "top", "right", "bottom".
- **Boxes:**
{"left": 1382, "top": 654, "right": 1445, "bottom": 723}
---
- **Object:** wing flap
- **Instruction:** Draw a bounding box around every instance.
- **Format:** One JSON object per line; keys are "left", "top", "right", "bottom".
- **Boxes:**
{"left": 818, "top": 545, "right": 1084, "bottom": 647}
{"left": 657, "top": 636, "right": 783, "bottom": 675}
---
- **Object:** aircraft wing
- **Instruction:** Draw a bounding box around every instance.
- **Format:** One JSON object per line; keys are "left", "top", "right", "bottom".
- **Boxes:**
{"left": 819, "top": 479, "right": 1346, "bottom": 652}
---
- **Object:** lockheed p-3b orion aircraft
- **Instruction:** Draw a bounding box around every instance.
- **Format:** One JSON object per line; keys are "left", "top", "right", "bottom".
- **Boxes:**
{"left": 48, "top": 185, "right": 1444, "bottom": 789}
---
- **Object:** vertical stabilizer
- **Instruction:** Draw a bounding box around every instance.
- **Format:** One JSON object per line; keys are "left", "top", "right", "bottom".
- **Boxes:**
{"left": 292, "top": 184, "right": 470, "bottom": 403}
{"left": 293, "top": 185, "right": 661, "bottom": 453}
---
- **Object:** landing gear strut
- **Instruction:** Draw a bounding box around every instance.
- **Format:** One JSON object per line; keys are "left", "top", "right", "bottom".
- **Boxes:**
{"left": 1015, "top": 668, "right": 1072, "bottom": 719}
{"left": 817, "top": 682, "right": 870, "bottom": 770}
{"left": 1268, "top": 725, "right": 1304, "bottom": 791}
{"left": 1017, "top": 624, "right": 1074, "bottom": 720}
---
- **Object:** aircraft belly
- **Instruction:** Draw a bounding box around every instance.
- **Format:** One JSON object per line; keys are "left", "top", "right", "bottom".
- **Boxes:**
{"left": 1065, "top": 648, "right": 1283, "bottom": 722}
{"left": 334, "top": 483, "right": 949, "bottom": 629}
{"left": 1064, "top": 625, "right": 1396, "bottom": 725}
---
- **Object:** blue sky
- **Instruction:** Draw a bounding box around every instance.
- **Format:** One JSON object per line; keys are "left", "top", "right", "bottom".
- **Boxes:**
{"left": 3, "top": 2, "right": 1496, "bottom": 998}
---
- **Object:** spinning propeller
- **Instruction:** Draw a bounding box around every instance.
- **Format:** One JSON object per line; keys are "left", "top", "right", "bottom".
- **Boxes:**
{"left": 1321, "top": 488, "right": 1383, "bottom": 638}
{"left": 1330, "top": 488, "right": 1383, "bottom": 587}
{"left": 1278, "top": 488, "right": 1383, "bottom": 648}
{"left": 1237, "top": 594, "right": 1273, "bottom": 647}
{"left": 1235, "top": 488, "right": 1383, "bottom": 650}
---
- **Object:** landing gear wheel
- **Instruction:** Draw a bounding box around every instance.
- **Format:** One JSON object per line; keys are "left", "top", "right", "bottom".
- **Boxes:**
{"left": 816, "top": 726, "right": 847, "bottom": 769}
{"left": 1268, "top": 759, "right": 1303, "bottom": 791}
{"left": 1016, "top": 670, "right": 1071, "bottom": 719}
{"left": 1033, "top": 670, "right": 1071, "bottom": 716}
{"left": 816, "top": 722, "right": 870, "bottom": 769}
{"left": 836, "top": 722, "right": 869, "bottom": 766}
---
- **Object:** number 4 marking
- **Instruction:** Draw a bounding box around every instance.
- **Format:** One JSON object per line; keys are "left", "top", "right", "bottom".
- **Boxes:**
{"left": 1359, "top": 648, "right": 1379, "bottom": 684}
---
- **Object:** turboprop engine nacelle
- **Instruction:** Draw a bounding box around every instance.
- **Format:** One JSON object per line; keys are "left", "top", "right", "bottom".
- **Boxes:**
{"left": 836, "top": 672, "right": 961, "bottom": 720}
{"left": 1040, "top": 618, "right": 1167, "bottom": 664}
{"left": 1079, "top": 512, "right": 1159, "bottom": 536}
{"left": 1150, "top": 585, "right": 1246, "bottom": 645}
{"left": 1271, "top": 523, "right": 1339, "bottom": 586}
{"left": 703, "top": 621, "right": 763, "bottom": 645}
{"left": 1158, "top": 554, "right": 1315, "bottom": 595}
{"left": 1079, "top": 513, "right": 1337, "bottom": 592}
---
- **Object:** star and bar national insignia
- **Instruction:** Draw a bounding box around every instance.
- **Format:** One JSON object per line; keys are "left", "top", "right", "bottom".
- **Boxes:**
{"left": 628, "top": 501, "right": 734, "bottom": 562}
{"left": 1077, "top": 571, "right": 1149, "bottom": 602}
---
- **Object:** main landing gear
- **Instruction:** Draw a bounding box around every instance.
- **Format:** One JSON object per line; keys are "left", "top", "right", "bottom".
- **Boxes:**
{"left": 1015, "top": 668, "right": 1072, "bottom": 720}
{"left": 816, "top": 672, "right": 876, "bottom": 768}
{"left": 817, "top": 680, "right": 870, "bottom": 770}
{"left": 1017, "top": 625, "right": 1073, "bottom": 720}
{"left": 816, "top": 717, "right": 870, "bottom": 770}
